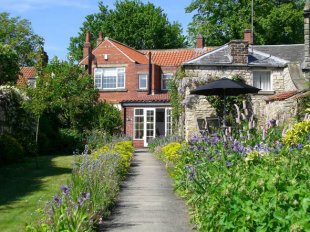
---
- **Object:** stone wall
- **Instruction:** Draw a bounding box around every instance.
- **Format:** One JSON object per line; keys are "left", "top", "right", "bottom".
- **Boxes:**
{"left": 180, "top": 65, "right": 298, "bottom": 139}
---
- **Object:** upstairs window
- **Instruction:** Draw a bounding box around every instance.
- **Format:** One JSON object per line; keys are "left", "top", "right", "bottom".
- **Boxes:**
{"left": 94, "top": 67, "right": 125, "bottom": 90}
{"left": 161, "top": 73, "right": 173, "bottom": 90}
{"left": 138, "top": 74, "right": 148, "bottom": 90}
{"left": 253, "top": 71, "right": 271, "bottom": 91}
{"left": 27, "top": 77, "right": 36, "bottom": 88}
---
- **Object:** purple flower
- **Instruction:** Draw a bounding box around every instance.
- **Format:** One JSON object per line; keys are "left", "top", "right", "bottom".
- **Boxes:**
{"left": 226, "top": 161, "right": 232, "bottom": 167}
{"left": 81, "top": 192, "right": 90, "bottom": 200}
{"left": 211, "top": 136, "right": 220, "bottom": 145}
{"left": 78, "top": 198, "right": 84, "bottom": 207}
{"left": 269, "top": 119, "right": 277, "bottom": 127}
{"left": 61, "top": 185, "right": 70, "bottom": 195}
{"left": 185, "top": 165, "right": 196, "bottom": 181}
{"left": 54, "top": 196, "right": 62, "bottom": 205}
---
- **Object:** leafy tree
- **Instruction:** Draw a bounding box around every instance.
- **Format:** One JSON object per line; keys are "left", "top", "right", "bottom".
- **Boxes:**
{"left": 68, "top": 0, "right": 186, "bottom": 61}
{"left": 0, "top": 12, "right": 44, "bottom": 66}
{"left": 0, "top": 43, "right": 19, "bottom": 85}
{"left": 39, "top": 57, "right": 99, "bottom": 131}
{"left": 186, "top": 0, "right": 304, "bottom": 46}
{"left": 91, "top": 101, "right": 122, "bottom": 135}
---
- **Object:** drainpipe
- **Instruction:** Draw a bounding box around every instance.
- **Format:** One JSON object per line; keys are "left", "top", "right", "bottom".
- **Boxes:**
{"left": 148, "top": 52, "right": 152, "bottom": 95}
{"left": 123, "top": 107, "right": 127, "bottom": 135}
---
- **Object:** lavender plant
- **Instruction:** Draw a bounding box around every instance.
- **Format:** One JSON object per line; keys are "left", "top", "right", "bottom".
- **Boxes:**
{"left": 26, "top": 140, "right": 134, "bottom": 231}
{"left": 152, "top": 107, "right": 310, "bottom": 231}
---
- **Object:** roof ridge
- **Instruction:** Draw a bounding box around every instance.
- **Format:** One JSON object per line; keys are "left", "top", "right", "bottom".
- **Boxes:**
{"left": 108, "top": 38, "right": 147, "bottom": 56}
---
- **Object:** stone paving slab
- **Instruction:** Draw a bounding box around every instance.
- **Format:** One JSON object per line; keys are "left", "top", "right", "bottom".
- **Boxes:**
{"left": 99, "top": 149, "right": 193, "bottom": 232}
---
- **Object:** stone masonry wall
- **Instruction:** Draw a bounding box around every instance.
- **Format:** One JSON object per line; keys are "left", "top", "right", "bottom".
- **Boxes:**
{"left": 181, "top": 66, "right": 298, "bottom": 139}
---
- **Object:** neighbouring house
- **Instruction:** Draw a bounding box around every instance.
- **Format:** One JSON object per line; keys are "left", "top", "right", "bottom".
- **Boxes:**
{"left": 179, "top": 5, "right": 310, "bottom": 139}
{"left": 18, "top": 67, "right": 37, "bottom": 87}
{"left": 79, "top": 32, "right": 214, "bottom": 147}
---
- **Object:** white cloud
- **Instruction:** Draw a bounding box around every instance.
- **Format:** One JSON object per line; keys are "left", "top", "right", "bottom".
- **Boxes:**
{"left": 0, "top": 0, "right": 94, "bottom": 13}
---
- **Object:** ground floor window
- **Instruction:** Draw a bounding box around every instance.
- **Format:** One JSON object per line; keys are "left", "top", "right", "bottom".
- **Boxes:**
{"left": 253, "top": 71, "right": 271, "bottom": 91}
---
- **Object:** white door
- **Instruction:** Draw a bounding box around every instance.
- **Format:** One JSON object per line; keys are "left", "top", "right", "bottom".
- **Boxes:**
{"left": 144, "top": 108, "right": 156, "bottom": 147}
{"left": 165, "top": 108, "right": 172, "bottom": 136}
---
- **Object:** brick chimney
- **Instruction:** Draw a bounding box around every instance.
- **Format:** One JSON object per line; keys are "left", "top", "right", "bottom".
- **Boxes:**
{"left": 228, "top": 40, "right": 249, "bottom": 64}
{"left": 83, "top": 31, "right": 91, "bottom": 58}
{"left": 243, "top": 29, "right": 252, "bottom": 45}
{"left": 96, "top": 32, "right": 104, "bottom": 46}
{"left": 83, "top": 31, "right": 92, "bottom": 74}
{"left": 196, "top": 35, "right": 204, "bottom": 48}
{"left": 304, "top": 0, "right": 310, "bottom": 69}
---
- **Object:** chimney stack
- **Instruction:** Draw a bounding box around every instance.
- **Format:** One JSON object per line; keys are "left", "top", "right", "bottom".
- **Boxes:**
{"left": 96, "top": 32, "right": 104, "bottom": 46}
{"left": 83, "top": 31, "right": 92, "bottom": 74}
{"left": 83, "top": 31, "right": 91, "bottom": 58}
{"left": 196, "top": 35, "right": 204, "bottom": 48}
{"left": 304, "top": 0, "right": 310, "bottom": 69}
{"left": 243, "top": 29, "right": 252, "bottom": 45}
{"left": 228, "top": 40, "right": 249, "bottom": 64}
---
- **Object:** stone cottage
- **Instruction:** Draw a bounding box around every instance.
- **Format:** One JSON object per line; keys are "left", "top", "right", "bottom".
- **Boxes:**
{"left": 180, "top": 4, "right": 310, "bottom": 139}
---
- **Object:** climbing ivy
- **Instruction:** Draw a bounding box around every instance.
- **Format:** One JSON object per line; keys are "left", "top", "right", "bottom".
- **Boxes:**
{"left": 169, "top": 67, "right": 185, "bottom": 131}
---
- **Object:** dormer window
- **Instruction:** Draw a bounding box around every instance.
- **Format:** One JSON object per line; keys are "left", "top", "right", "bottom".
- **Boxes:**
{"left": 161, "top": 73, "right": 173, "bottom": 90}
{"left": 138, "top": 74, "right": 148, "bottom": 90}
{"left": 94, "top": 67, "right": 125, "bottom": 90}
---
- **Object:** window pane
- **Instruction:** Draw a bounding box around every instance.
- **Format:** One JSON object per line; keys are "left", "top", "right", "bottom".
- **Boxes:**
{"left": 117, "top": 69, "right": 125, "bottom": 88}
{"left": 253, "top": 71, "right": 271, "bottom": 91}
{"left": 161, "top": 73, "right": 173, "bottom": 90}
{"left": 139, "top": 74, "right": 147, "bottom": 89}
{"left": 94, "top": 67, "right": 125, "bottom": 89}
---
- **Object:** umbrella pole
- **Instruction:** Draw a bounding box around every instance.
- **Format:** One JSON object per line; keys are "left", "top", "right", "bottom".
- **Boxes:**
{"left": 223, "top": 91, "right": 226, "bottom": 127}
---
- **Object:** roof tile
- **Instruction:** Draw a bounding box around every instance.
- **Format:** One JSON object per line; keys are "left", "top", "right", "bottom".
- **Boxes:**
{"left": 141, "top": 48, "right": 214, "bottom": 66}
{"left": 267, "top": 91, "right": 298, "bottom": 101}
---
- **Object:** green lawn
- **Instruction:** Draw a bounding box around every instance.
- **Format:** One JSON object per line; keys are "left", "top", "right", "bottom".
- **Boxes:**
{"left": 0, "top": 155, "right": 73, "bottom": 232}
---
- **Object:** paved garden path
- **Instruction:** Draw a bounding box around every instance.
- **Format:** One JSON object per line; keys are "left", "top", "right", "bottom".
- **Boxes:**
{"left": 100, "top": 149, "right": 193, "bottom": 232}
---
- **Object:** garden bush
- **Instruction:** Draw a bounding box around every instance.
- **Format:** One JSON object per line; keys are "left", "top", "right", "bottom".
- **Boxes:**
{"left": 0, "top": 134, "right": 24, "bottom": 164}
{"left": 153, "top": 119, "right": 310, "bottom": 231}
{"left": 26, "top": 139, "right": 134, "bottom": 231}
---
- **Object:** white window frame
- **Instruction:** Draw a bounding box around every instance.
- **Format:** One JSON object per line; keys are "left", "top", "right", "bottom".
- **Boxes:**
{"left": 252, "top": 70, "right": 272, "bottom": 91}
{"left": 161, "top": 73, "right": 173, "bottom": 90}
{"left": 94, "top": 67, "right": 125, "bottom": 90}
{"left": 134, "top": 108, "right": 144, "bottom": 140}
{"left": 165, "top": 108, "right": 172, "bottom": 136}
{"left": 138, "top": 74, "right": 148, "bottom": 90}
{"left": 27, "top": 77, "right": 37, "bottom": 88}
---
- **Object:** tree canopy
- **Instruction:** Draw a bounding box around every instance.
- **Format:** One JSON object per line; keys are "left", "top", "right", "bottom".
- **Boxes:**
{"left": 186, "top": 0, "right": 305, "bottom": 46}
{"left": 0, "top": 12, "right": 44, "bottom": 66}
{"left": 0, "top": 43, "right": 19, "bottom": 85}
{"left": 68, "top": 0, "right": 186, "bottom": 62}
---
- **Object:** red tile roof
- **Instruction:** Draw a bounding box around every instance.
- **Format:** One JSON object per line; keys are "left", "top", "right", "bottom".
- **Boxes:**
{"left": 121, "top": 94, "right": 170, "bottom": 103}
{"left": 141, "top": 48, "right": 215, "bottom": 66}
{"left": 79, "top": 38, "right": 149, "bottom": 65}
{"left": 80, "top": 37, "right": 216, "bottom": 66}
{"left": 19, "top": 67, "right": 36, "bottom": 79}
{"left": 267, "top": 91, "right": 298, "bottom": 101}
{"left": 17, "top": 67, "right": 36, "bottom": 85}
{"left": 109, "top": 39, "right": 149, "bottom": 64}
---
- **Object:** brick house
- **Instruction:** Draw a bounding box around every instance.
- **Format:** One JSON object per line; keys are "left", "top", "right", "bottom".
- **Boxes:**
{"left": 79, "top": 32, "right": 213, "bottom": 147}
{"left": 179, "top": 5, "right": 310, "bottom": 139}
{"left": 18, "top": 67, "right": 37, "bottom": 87}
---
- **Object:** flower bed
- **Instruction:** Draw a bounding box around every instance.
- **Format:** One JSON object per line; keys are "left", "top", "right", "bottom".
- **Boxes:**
{"left": 26, "top": 140, "right": 134, "bottom": 231}
{"left": 152, "top": 120, "right": 310, "bottom": 231}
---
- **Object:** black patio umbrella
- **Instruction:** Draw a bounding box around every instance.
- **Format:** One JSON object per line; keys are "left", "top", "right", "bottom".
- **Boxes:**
{"left": 190, "top": 77, "right": 261, "bottom": 127}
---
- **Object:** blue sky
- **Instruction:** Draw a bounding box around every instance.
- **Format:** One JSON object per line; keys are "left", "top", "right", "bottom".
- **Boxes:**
{"left": 0, "top": 0, "right": 194, "bottom": 61}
